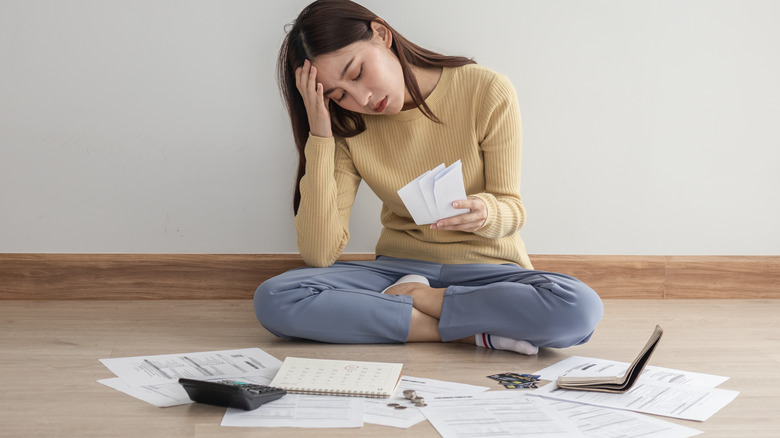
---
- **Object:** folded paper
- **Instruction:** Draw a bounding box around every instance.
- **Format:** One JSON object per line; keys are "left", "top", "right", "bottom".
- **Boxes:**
{"left": 397, "top": 161, "right": 470, "bottom": 225}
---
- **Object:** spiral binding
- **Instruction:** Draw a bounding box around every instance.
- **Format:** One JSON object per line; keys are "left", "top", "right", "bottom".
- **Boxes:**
{"left": 282, "top": 387, "right": 389, "bottom": 398}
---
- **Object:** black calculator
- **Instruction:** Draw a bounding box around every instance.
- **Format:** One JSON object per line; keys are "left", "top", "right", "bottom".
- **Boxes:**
{"left": 179, "top": 378, "right": 287, "bottom": 410}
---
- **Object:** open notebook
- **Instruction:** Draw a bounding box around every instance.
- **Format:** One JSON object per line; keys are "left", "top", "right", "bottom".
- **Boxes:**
{"left": 557, "top": 325, "right": 664, "bottom": 393}
{"left": 269, "top": 357, "right": 404, "bottom": 398}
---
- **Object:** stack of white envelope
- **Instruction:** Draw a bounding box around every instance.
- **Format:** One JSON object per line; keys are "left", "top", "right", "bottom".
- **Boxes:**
{"left": 397, "top": 160, "right": 470, "bottom": 225}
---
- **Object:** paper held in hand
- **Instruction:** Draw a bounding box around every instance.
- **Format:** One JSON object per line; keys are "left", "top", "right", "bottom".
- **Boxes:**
{"left": 397, "top": 160, "right": 470, "bottom": 225}
{"left": 557, "top": 325, "right": 664, "bottom": 393}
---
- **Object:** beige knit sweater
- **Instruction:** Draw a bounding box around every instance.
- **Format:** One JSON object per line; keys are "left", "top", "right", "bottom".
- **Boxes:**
{"left": 294, "top": 64, "right": 532, "bottom": 269}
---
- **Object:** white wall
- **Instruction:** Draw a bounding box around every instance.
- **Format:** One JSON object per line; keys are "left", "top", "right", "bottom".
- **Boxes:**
{"left": 1, "top": 0, "right": 778, "bottom": 255}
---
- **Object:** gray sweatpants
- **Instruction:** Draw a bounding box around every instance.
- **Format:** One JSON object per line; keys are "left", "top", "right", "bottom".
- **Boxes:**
{"left": 254, "top": 256, "right": 603, "bottom": 348}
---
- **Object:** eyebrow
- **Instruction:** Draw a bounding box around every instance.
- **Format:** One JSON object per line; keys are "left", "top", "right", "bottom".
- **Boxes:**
{"left": 323, "top": 57, "right": 354, "bottom": 97}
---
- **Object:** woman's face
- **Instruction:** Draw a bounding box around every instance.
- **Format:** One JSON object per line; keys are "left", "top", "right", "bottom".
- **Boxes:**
{"left": 313, "top": 24, "right": 408, "bottom": 115}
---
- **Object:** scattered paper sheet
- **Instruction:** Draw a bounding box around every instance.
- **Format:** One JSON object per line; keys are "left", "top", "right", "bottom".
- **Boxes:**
{"left": 397, "top": 160, "right": 469, "bottom": 225}
{"left": 97, "top": 378, "right": 192, "bottom": 407}
{"left": 97, "top": 374, "right": 275, "bottom": 408}
{"left": 424, "top": 391, "right": 703, "bottom": 438}
{"left": 99, "top": 348, "right": 282, "bottom": 385}
{"left": 96, "top": 348, "right": 734, "bottom": 431}
{"left": 423, "top": 391, "right": 581, "bottom": 437}
{"left": 221, "top": 394, "right": 364, "bottom": 428}
{"left": 532, "top": 381, "right": 738, "bottom": 422}
{"left": 531, "top": 357, "right": 739, "bottom": 422}
{"left": 98, "top": 348, "right": 282, "bottom": 407}
{"left": 545, "top": 398, "right": 703, "bottom": 438}
{"left": 364, "top": 375, "right": 490, "bottom": 428}
{"left": 535, "top": 356, "right": 729, "bottom": 389}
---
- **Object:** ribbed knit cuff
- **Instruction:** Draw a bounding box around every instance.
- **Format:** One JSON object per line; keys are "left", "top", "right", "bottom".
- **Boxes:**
{"left": 468, "top": 193, "right": 499, "bottom": 237}
{"left": 304, "top": 134, "right": 336, "bottom": 159}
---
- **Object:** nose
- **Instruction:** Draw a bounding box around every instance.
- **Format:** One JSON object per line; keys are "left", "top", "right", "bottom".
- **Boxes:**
{"left": 349, "top": 84, "right": 371, "bottom": 107}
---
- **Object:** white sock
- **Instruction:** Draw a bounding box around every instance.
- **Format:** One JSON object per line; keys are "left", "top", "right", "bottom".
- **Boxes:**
{"left": 381, "top": 274, "right": 429, "bottom": 294}
{"left": 475, "top": 333, "right": 539, "bottom": 355}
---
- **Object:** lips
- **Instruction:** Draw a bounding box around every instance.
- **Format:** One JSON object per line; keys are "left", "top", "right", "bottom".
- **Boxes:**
{"left": 373, "top": 96, "right": 388, "bottom": 113}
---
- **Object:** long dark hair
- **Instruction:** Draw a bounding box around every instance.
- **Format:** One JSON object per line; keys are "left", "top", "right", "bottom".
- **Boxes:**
{"left": 278, "top": 0, "right": 475, "bottom": 214}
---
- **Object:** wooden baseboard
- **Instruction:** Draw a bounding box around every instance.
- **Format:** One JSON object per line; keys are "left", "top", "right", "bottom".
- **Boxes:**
{"left": 1, "top": 253, "right": 777, "bottom": 300}
{"left": 530, "top": 255, "right": 780, "bottom": 299}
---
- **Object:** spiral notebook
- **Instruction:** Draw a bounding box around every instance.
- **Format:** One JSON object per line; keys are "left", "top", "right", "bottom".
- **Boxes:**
{"left": 269, "top": 357, "right": 404, "bottom": 398}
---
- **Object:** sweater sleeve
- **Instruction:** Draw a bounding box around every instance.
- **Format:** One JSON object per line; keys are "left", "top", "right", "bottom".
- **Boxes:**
{"left": 471, "top": 74, "right": 526, "bottom": 239}
{"left": 294, "top": 134, "right": 362, "bottom": 267}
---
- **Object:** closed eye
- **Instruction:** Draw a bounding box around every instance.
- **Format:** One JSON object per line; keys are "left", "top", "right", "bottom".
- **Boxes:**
{"left": 334, "top": 66, "right": 362, "bottom": 102}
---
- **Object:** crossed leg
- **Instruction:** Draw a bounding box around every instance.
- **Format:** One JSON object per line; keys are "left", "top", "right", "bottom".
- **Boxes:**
{"left": 386, "top": 281, "right": 538, "bottom": 354}
{"left": 254, "top": 257, "right": 602, "bottom": 352}
{"left": 384, "top": 282, "right": 475, "bottom": 344}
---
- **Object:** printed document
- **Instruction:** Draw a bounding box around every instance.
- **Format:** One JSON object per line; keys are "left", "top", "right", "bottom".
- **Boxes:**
{"left": 424, "top": 392, "right": 703, "bottom": 438}
{"left": 99, "top": 347, "right": 282, "bottom": 385}
{"left": 423, "top": 391, "right": 581, "bottom": 437}
{"left": 364, "top": 375, "right": 490, "bottom": 428}
{"left": 220, "top": 394, "right": 364, "bottom": 428}
{"left": 531, "top": 356, "right": 738, "bottom": 421}
{"left": 535, "top": 356, "right": 729, "bottom": 388}
{"left": 97, "top": 374, "right": 275, "bottom": 408}
{"left": 98, "top": 348, "right": 282, "bottom": 407}
{"left": 545, "top": 398, "right": 702, "bottom": 438}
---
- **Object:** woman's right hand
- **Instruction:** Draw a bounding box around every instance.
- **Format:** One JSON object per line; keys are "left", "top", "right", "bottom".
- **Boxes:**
{"left": 295, "top": 59, "right": 333, "bottom": 138}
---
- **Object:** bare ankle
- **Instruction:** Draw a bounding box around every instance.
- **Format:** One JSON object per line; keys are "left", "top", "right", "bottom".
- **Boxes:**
{"left": 407, "top": 308, "right": 441, "bottom": 342}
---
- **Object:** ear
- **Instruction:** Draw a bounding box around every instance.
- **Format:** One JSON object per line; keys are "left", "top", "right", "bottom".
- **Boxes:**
{"left": 370, "top": 21, "right": 393, "bottom": 49}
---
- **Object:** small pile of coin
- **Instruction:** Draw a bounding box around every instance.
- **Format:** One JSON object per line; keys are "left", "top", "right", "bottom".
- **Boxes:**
{"left": 386, "top": 389, "right": 427, "bottom": 409}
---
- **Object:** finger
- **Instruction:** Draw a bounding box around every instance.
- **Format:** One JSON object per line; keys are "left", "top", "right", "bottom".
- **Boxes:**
{"left": 313, "top": 82, "right": 325, "bottom": 110}
{"left": 431, "top": 205, "right": 486, "bottom": 231}
{"left": 295, "top": 63, "right": 309, "bottom": 94}
{"left": 297, "top": 60, "right": 315, "bottom": 90}
{"left": 432, "top": 213, "right": 473, "bottom": 229}
{"left": 307, "top": 64, "right": 318, "bottom": 93}
{"left": 295, "top": 66, "right": 303, "bottom": 90}
{"left": 449, "top": 215, "right": 484, "bottom": 231}
{"left": 452, "top": 199, "right": 482, "bottom": 212}
{"left": 432, "top": 218, "right": 480, "bottom": 232}
{"left": 317, "top": 82, "right": 332, "bottom": 109}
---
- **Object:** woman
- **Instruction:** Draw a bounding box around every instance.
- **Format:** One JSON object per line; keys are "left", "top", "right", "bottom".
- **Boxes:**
{"left": 254, "top": 0, "right": 603, "bottom": 354}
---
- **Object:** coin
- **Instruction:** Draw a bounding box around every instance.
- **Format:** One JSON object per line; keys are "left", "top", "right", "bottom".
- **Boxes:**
{"left": 387, "top": 403, "right": 399, "bottom": 407}
{"left": 394, "top": 405, "right": 408, "bottom": 410}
